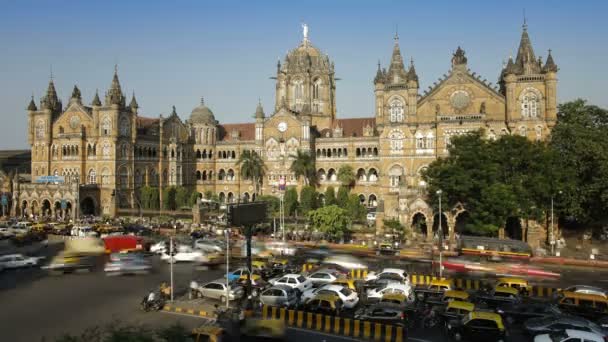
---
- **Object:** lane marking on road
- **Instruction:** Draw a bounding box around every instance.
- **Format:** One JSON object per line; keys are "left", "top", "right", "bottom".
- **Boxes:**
{"left": 286, "top": 327, "right": 362, "bottom": 342}
{"left": 409, "top": 338, "right": 434, "bottom": 342}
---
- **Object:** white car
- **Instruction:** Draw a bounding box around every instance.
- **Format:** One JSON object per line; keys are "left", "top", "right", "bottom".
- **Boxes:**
{"left": 365, "top": 268, "right": 410, "bottom": 285}
{"left": 306, "top": 270, "right": 339, "bottom": 286}
{"left": 366, "top": 282, "right": 412, "bottom": 300}
{"left": 0, "top": 254, "right": 42, "bottom": 269}
{"left": 160, "top": 249, "right": 206, "bottom": 263}
{"left": 265, "top": 241, "right": 296, "bottom": 256}
{"left": 534, "top": 329, "right": 604, "bottom": 342}
{"left": 301, "top": 284, "right": 359, "bottom": 309}
{"left": 150, "top": 241, "right": 167, "bottom": 254}
{"left": 194, "top": 239, "right": 222, "bottom": 253}
{"left": 269, "top": 274, "right": 313, "bottom": 293}
{"left": 323, "top": 255, "right": 368, "bottom": 270}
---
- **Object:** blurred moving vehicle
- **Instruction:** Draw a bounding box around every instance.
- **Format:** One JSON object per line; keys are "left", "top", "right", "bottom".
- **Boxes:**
{"left": 42, "top": 238, "right": 105, "bottom": 274}
{"left": 376, "top": 242, "right": 398, "bottom": 256}
{"left": 103, "top": 235, "right": 145, "bottom": 254}
{"left": 266, "top": 241, "right": 296, "bottom": 256}
{"left": 524, "top": 314, "right": 607, "bottom": 337}
{"left": 140, "top": 290, "right": 165, "bottom": 312}
{"left": 534, "top": 329, "right": 605, "bottom": 342}
{"left": 260, "top": 285, "right": 298, "bottom": 308}
{"left": 495, "top": 302, "right": 561, "bottom": 325}
{"left": 558, "top": 285, "right": 608, "bottom": 299}
{"left": 240, "top": 319, "right": 286, "bottom": 340}
{"left": 0, "top": 253, "right": 43, "bottom": 269}
{"left": 150, "top": 241, "right": 167, "bottom": 254}
{"left": 160, "top": 246, "right": 206, "bottom": 263}
{"left": 365, "top": 268, "right": 409, "bottom": 285}
{"left": 322, "top": 254, "right": 368, "bottom": 270}
{"left": 194, "top": 239, "right": 223, "bottom": 253}
{"left": 366, "top": 282, "right": 412, "bottom": 302}
{"left": 104, "top": 253, "right": 151, "bottom": 276}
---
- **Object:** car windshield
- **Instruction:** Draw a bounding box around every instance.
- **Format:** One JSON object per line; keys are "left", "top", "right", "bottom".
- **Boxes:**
{"left": 297, "top": 276, "right": 306, "bottom": 283}
{"left": 548, "top": 331, "right": 568, "bottom": 342}
{"left": 536, "top": 316, "right": 559, "bottom": 326}
{"left": 340, "top": 287, "right": 353, "bottom": 296}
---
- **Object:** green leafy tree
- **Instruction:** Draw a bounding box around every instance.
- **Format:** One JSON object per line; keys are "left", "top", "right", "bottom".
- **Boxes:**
{"left": 236, "top": 150, "right": 266, "bottom": 195}
{"left": 383, "top": 218, "right": 406, "bottom": 239}
{"left": 284, "top": 186, "right": 299, "bottom": 216}
{"left": 307, "top": 205, "right": 351, "bottom": 241}
{"left": 149, "top": 187, "right": 160, "bottom": 210}
{"left": 204, "top": 190, "right": 213, "bottom": 200}
{"left": 162, "top": 186, "right": 177, "bottom": 211}
{"left": 257, "top": 195, "right": 280, "bottom": 218}
{"left": 337, "top": 165, "right": 356, "bottom": 188}
{"left": 175, "top": 186, "right": 190, "bottom": 208}
{"left": 324, "top": 186, "right": 337, "bottom": 206}
{"left": 300, "top": 185, "right": 319, "bottom": 214}
{"left": 290, "top": 150, "right": 316, "bottom": 185}
{"left": 189, "top": 191, "right": 201, "bottom": 206}
{"left": 337, "top": 186, "right": 349, "bottom": 207}
{"left": 346, "top": 194, "right": 367, "bottom": 222}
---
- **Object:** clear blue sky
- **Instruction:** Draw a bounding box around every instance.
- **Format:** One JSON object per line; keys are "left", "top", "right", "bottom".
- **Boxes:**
{"left": 1, "top": 0, "right": 606, "bottom": 149}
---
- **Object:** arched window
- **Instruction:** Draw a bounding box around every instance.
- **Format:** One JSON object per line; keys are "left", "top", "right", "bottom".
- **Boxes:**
{"left": 415, "top": 133, "right": 425, "bottom": 149}
{"left": 425, "top": 132, "right": 435, "bottom": 149}
{"left": 35, "top": 120, "right": 45, "bottom": 139}
{"left": 218, "top": 169, "right": 226, "bottom": 181}
{"left": 88, "top": 169, "right": 96, "bottom": 184}
{"left": 521, "top": 91, "right": 540, "bottom": 118}
{"left": 389, "top": 165, "right": 404, "bottom": 188}
{"left": 196, "top": 170, "right": 201, "bottom": 181}
{"left": 389, "top": 130, "right": 404, "bottom": 153}
{"left": 227, "top": 169, "right": 235, "bottom": 181}
{"left": 102, "top": 142, "right": 111, "bottom": 157}
{"left": 312, "top": 79, "right": 322, "bottom": 112}
{"left": 101, "top": 116, "right": 111, "bottom": 136}
{"left": 389, "top": 99, "right": 405, "bottom": 123}
{"left": 293, "top": 79, "right": 304, "bottom": 110}
{"left": 119, "top": 167, "right": 129, "bottom": 189}
{"left": 519, "top": 126, "right": 527, "bottom": 137}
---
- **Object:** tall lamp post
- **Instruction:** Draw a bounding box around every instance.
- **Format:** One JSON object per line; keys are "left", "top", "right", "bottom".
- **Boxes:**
{"left": 436, "top": 189, "right": 443, "bottom": 278}
{"left": 550, "top": 190, "right": 562, "bottom": 256}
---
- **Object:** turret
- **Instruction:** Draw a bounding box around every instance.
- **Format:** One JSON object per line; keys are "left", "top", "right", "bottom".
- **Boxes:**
{"left": 41, "top": 79, "right": 62, "bottom": 115}
{"left": 91, "top": 89, "right": 102, "bottom": 107}
{"left": 129, "top": 92, "right": 139, "bottom": 113}
{"left": 451, "top": 46, "right": 468, "bottom": 71}
{"left": 543, "top": 49, "right": 558, "bottom": 126}
{"left": 513, "top": 22, "right": 541, "bottom": 75}
{"left": 69, "top": 85, "right": 82, "bottom": 105}
{"left": 254, "top": 100, "right": 264, "bottom": 142}
{"left": 27, "top": 95, "right": 37, "bottom": 112}
{"left": 386, "top": 33, "right": 408, "bottom": 86}
{"left": 105, "top": 66, "right": 125, "bottom": 107}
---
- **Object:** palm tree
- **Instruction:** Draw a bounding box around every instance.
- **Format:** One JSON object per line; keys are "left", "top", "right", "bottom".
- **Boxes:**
{"left": 338, "top": 165, "right": 356, "bottom": 188}
{"left": 290, "top": 150, "right": 316, "bottom": 186}
{"left": 236, "top": 150, "right": 266, "bottom": 197}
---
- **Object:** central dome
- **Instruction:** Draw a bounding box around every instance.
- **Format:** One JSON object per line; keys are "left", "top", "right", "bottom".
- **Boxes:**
{"left": 190, "top": 98, "right": 216, "bottom": 125}
{"left": 283, "top": 40, "right": 331, "bottom": 73}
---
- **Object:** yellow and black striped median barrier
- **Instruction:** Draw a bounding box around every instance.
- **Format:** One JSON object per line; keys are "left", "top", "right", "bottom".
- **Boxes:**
{"left": 262, "top": 305, "right": 404, "bottom": 342}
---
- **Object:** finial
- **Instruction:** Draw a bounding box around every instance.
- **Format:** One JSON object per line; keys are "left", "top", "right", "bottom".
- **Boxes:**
{"left": 410, "top": 57, "right": 414, "bottom": 66}
{"left": 258, "top": 97, "right": 261, "bottom": 105}
{"left": 200, "top": 96, "right": 205, "bottom": 105}
{"left": 394, "top": 24, "right": 399, "bottom": 41}
{"left": 301, "top": 23, "right": 309, "bottom": 42}
{"left": 114, "top": 64, "right": 118, "bottom": 74}
{"left": 523, "top": 9, "right": 528, "bottom": 30}
{"left": 50, "top": 65, "right": 54, "bottom": 81}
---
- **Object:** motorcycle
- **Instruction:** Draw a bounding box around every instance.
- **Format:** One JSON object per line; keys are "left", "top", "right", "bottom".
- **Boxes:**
{"left": 140, "top": 293, "right": 165, "bottom": 312}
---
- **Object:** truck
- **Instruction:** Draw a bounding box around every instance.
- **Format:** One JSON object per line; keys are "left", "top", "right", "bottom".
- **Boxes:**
{"left": 103, "top": 235, "right": 145, "bottom": 254}
{"left": 42, "top": 238, "right": 106, "bottom": 275}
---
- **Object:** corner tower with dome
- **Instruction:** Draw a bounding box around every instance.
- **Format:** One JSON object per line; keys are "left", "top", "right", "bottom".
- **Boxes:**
{"left": 20, "top": 23, "right": 558, "bottom": 244}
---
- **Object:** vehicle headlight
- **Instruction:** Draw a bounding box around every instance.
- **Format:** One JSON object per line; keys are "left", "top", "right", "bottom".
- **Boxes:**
{"left": 447, "top": 324, "right": 452, "bottom": 330}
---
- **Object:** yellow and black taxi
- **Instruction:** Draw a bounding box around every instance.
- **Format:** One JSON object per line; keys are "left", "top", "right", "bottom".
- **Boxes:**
{"left": 191, "top": 325, "right": 226, "bottom": 342}
{"left": 332, "top": 277, "right": 357, "bottom": 291}
{"left": 474, "top": 286, "right": 521, "bottom": 308}
{"left": 240, "top": 319, "right": 286, "bottom": 340}
{"left": 446, "top": 311, "right": 507, "bottom": 342}
{"left": 556, "top": 291, "right": 608, "bottom": 320}
{"left": 442, "top": 290, "right": 470, "bottom": 304}
{"left": 441, "top": 300, "right": 475, "bottom": 321}
{"left": 303, "top": 293, "right": 343, "bottom": 316}
{"left": 376, "top": 242, "right": 398, "bottom": 256}
{"left": 354, "top": 302, "right": 407, "bottom": 327}
{"left": 379, "top": 293, "right": 410, "bottom": 307}
{"left": 495, "top": 277, "right": 532, "bottom": 296}
{"left": 415, "top": 278, "right": 454, "bottom": 302}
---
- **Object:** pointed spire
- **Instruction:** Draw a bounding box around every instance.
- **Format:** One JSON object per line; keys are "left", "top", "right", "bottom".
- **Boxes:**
{"left": 543, "top": 49, "right": 558, "bottom": 73}
{"left": 27, "top": 95, "right": 37, "bottom": 111}
{"left": 42, "top": 78, "right": 61, "bottom": 112}
{"left": 71, "top": 85, "right": 82, "bottom": 102}
{"left": 91, "top": 89, "right": 101, "bottom": 106}
{"left": 504, "top": 56, "right": 516, "bottom": 75}
{"left": 129, "top": 92, "right": 139, "bottom": 110}
{"left": 387, "top": 34, "right": 407, "bottom": 84}
{"left": 514, "top": 21, "right": 540, "bottom": 74}
{"left": 407, "top": 57, "right": 418, "bottom": 82}
{"left": 255, "top": 98, "right": 265, "bottom": 119}
{"left": 106, "top": 65, "right": 125, "bottom": 106}
{"left": 374, "top": 60, "right": 385, "bottom": 84}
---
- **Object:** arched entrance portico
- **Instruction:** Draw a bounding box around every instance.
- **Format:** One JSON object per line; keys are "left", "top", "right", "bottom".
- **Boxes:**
{"left": 505, "top": 217, "right": 523, "bottom": 240}
{"left": 81, "top": 197, "right": 96, "bottom": 216}
{"left": 42, "top": 199, "right": 52, "bottom": 218}
{"left": 411, "top": 212, "right": 428, "bottom": 238}
{"left": 432, "top": 213, "right": 449, "bottom": 238}
{"left": 454, "top": 211, "right": 472, "bottom": 235}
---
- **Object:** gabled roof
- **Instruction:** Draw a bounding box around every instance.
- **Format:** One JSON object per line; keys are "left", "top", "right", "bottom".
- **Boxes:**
{"left": 333, "top": 118, "right": 376, "bottom": 138}
{"left": 419, "top": 68, "right": 504, "bottom": 105}
{"left": 218, "top": 123, "right": 255, "bottom": 142}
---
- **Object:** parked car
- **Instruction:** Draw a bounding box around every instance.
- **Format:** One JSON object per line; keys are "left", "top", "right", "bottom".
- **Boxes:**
{"left": 306, "top": 270, "right": 340, "bottom": 286}
{"left": 260, "top": 285, "right": 299, "bottom": 308}
{"left": 302, "top": 293, "right": 343, "bottom": 316}
{"left": 301, "top": 284, "right": 359, "bottom": 309}
{"left": 473, "top": 286, "right": 522, "bottom": 308}
{"left": 441, "top": 301, "right": 476, "bottom": 321}
{"left": 524, "top": 314, "right": 607, "bottom": 337}
{"left": 363, "top": 275, "right": 405, "bottom": 293}
{"left": 268, "top": 274, "right": 313, "bottom": 293}
{"left": 558, "top": 285, "right": 608, "bottom": 298}
{"left": 495, "top": 277, "right": 532, "bottom": 296}
{"left": 367, "top": 282, "right": 412, "bottom": 302}
{"left": 534, "top": 329, "right": 605, "bottom": 342}
{"left": 446, "top": 311, "right": 507, "bottom": 342}
{"left": 0, "top": 253, "right": 42, "bottom": 269}
{"left": 355, "top": 303, "right": 407, "bottom": 327}
{"left": 190, "top": 279, "right": 244, "bottom": 303}
{"left": 365, "top": 268, "right": 409, "bottom": 285}
{"left": 555, "top": 291, "right": 608, "bottom": 320}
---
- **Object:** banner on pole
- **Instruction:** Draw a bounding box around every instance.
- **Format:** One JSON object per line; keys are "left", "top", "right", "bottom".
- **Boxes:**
{"left": 278, "top": 176, "right": 286, "bottom": 191}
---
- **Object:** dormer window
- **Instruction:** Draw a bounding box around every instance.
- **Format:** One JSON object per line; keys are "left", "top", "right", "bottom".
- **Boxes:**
{"left": 231, "top": 130, "right": 240, "bottom": 140}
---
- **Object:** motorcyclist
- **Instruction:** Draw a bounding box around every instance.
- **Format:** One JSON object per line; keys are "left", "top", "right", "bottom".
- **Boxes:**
{"left": 160, "top": 282, "right": 171, "bottom": 300}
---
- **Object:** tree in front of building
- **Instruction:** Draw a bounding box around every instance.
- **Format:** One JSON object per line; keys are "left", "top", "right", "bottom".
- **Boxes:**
{"left": 283, "top": 186, "right": 298, "bottom": 217}
{"left": 257, "top": 195, "right": 280, "bottom": 218}
{"left": 204, "top": 190, "right": 213, "bottom": 200}
{"left": 346, "top": 194, "right": 367, "bottom": 222}
{"left": 175, "top": 186, "right": 191, "bottom": 209}
{"left": 337, "top": 165, "right": 356, "bottom": 188}
{"left": 236, "top": 150, "right": 266, "bottom": 195}
{"left": 337, "top": 186, "right": 349, "bottom": 207}
{"left": 383, "top": 218, "right": 406, "bottom": 240}
{"left": 163, "top": 186, "right": 177, "bottom": 211}
{"left": 290, "top": 150, "right": 316, "bottom": 186}
{"left": 299, "top": 185, "right": 319, "bottom": 214}
{"left": 189, "top": 191, "right": 201, "bottom": 206}
{"left": 324, "top": 186, "right": 337, "bottom": 206}
{"left": 307, "top": 205, "right": 351, "bottom": 242}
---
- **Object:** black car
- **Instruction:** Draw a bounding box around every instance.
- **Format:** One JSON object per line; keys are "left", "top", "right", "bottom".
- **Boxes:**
{"left": 446, "top": 312, "right": 507, "bottom": 342}
{"left": 472, "top": 287, "right": 522, "bottom": 309}
{"left": 496, "top": 302, "right": 561, "bottom": 324}
{"left": 524, "top": 314, "right": 607, "bottom": 336}
{"left": 354, "top": 303, "right": 407, "bottom": 327}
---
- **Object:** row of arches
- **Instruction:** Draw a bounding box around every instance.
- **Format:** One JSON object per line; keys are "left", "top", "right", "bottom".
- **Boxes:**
{"left": 217, "top": 192, "right": 257, "bottom": 203}
{"left": 195, "top": 149, "right": 214, "bottom": 159}
{"left": 355, "top": 147, "right": 379, "bottom": 158}
{"left": 355, "top": 168, "right": 378, "bottom": 182}
{"left": 134, "top": 145, "right": 158, "bottom": 159}
{"left": 195, "top": 170, "right": 215, "bottom": 181}
{"left": 316, "top": 148, "right": 348, "bottom": 159}
{"left": 405, "top": 211, "right": 522, "bottom": 240}
{"left": 217, "top": 150, "right": 236, "bottom": 159}
{"left": 218, "top": 169, "right": 236, "bottom": 181}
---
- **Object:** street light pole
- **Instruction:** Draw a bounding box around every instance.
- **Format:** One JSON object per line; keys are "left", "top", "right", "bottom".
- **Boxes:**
{"left": 169, "top": 235, "right": 174, "bottom": 302}
{"left": 225, "top": 228, "right": 230, "bottom": 308}
{"left": 437, "top": 189, "right": 443, "bottom": 278}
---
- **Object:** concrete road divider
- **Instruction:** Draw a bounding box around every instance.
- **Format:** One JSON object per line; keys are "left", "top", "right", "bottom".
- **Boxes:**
{"left": 162, "top": 304, "right": 214, "bottom": 318}
{"left": 262, "top": 305, "right": 404, "bottom": 342}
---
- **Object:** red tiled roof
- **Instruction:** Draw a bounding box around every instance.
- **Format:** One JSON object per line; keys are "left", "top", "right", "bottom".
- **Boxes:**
{"left": 137, "top": 116, "right": 160, "bottom": 128}
{"left": 219, "top": 123, "right": 255, "bottom": 142}
{"left": 334, "top": 117, "right": 375, "bottom": 137}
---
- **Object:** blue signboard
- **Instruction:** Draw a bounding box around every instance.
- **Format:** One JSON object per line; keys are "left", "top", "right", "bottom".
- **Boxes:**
{"left": 61, "top": 199, "right": 67, "bottom": 210}
{"left": 35, "top": 176, "right": 65, "bottom": 183}
{"left": 1, "top": 194, "right": 7, "bottom": 206}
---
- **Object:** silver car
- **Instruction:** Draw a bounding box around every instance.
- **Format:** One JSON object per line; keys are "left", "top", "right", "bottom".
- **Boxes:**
{"left": 192, "top": 280, "right": 243, "bottom": 303}
{"left": 260, "top": 285, "right": 298, "bottom": 308}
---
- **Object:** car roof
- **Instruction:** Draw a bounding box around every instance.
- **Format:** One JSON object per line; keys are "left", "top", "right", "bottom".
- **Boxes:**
{"left": 565, "top": 329, "right": 604, "bottom": 340}
{"left": 430, "top": 279, "right": 453, "bottom": 286}
{"left": 381, "top": 293, "right": 407, "bottom": 301}
{"left": 283, "top": 274, "right": 302, "bottom": 278}
{"left": 445, "top": 290, "right": 469, "bottom": 299}
{"left": 320, "top": 284, "right": 345, "bottom": 292}
{"left": 382, "top": 268, "right": 406, "bottom": 274}
{"left": 447, "top": 300, "right": 475, "bottom": 311}
{"left": 313, "top": 293, "right": 340, "bottom": 301}
{"left": 385, "top": 283, "right": 409, "bottom": 289}
{"left": 561, "top": 291, "right": 608, "bottom": 302}
{"left": 270, "top": 285, "right": 294, "bottom": 292}
{"left": 494, "top": 286, "right": 519, "bottom": 295}
{"left": 497, "top": 277, "right": 528, "bottom": 283}
{"left": 469, "top": 311, "right": 503, "bottom": 323}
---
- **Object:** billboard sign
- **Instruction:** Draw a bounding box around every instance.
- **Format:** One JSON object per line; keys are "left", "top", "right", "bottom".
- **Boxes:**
{"left": 35, "top": 176, "right": 65, "bottom": 183}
